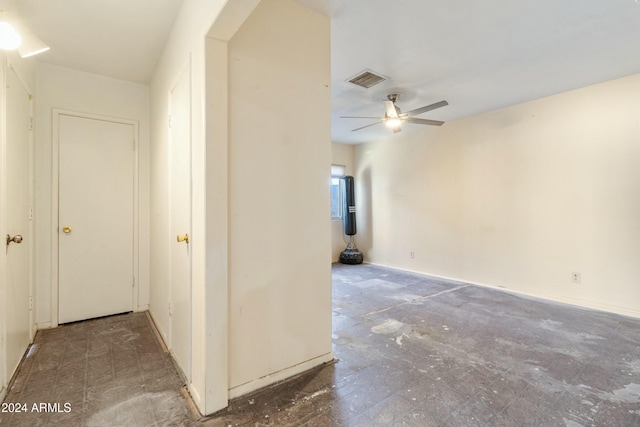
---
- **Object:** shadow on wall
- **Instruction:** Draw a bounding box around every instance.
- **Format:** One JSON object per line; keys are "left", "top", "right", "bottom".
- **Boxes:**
{"left": 356, "top": 165, "right": 372, "bottom": 259}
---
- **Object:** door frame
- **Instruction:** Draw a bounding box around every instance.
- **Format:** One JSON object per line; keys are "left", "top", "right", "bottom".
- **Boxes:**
{"left": 51, "top": 109, "right": 140, "bottom": 327}
{"left": 0, "top": 57, "right": 36, "bottom": 398}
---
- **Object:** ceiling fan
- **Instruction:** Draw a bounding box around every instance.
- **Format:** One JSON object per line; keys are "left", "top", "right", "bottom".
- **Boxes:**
{"left": 341, "top": 94, "right": 448, "bottom": 133}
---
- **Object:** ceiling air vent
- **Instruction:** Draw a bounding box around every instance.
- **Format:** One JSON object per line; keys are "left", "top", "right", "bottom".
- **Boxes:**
{"left": 346, "top": 70, "right": 388, "bottom": 89}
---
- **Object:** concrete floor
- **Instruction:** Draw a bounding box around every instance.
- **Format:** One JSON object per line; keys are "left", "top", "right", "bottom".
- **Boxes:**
{"left": 2, "top": 263, "right": 640, "bottom": 426}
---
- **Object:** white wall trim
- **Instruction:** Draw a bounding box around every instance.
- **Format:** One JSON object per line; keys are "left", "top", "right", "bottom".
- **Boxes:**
{"left": 366, "top": 262, "right": 640, "bottom": 320}
{"left": 146, "top": 306, "right": 169, "bottom": 350}
{"left": 50, "top": 109, "right": 140, "bottom": 326}
{"left": 34, "top": 321, "right": 53, "bottom": 330}
{"left": 203, "top": 36, "right": 229, "bottom": 415}
{"left": 228, "top": 352, "right": 335, "bottom": 399}
{"left": 197, "top": 0, "right": 261, "bottom": 415}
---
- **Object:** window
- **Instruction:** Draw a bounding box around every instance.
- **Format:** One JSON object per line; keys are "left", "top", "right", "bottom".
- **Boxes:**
{"left": 331, "top": 165, "right": 346, "bottom": 220}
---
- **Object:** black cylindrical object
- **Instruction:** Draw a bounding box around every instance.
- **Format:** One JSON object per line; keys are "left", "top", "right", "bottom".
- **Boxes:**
{"left": 340, "top": 175, "right": 363, "bottom": 265}
{"left": 343, "top": 176, "right": 356, "bottom": 236}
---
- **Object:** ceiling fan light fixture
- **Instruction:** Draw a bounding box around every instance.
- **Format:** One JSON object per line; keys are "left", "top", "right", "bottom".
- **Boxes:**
{"left": 385, "top": 117, "right": 402, "bottom": 128}
{"left": 343, "top": 94, "right": 448, "bottom": 133}
{"left": 0, "top": 20, "right": 21, "bottom": 50}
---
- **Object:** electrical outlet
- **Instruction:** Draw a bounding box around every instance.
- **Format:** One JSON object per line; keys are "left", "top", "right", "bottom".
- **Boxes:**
{"left": 410, "top": 251, "right": 415, "bottom": 259}
{"left": 571, "top": 272, "right": 581, "bottom": 283}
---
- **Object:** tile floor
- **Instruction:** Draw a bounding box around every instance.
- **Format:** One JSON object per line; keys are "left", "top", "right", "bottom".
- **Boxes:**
{"left": 2, "top": 263, "right": 640, "bottom": 426}
{"left": 0, "top": 312, "right": 194, "bottom": 426}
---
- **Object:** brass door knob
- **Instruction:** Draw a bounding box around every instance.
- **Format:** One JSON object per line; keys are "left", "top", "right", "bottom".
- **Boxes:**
{"left": 63, "top": 226, "right": 72, "bottom": 233}
{"left": 6, "top": 234, "right": 23, "bottom": 246}
{"left": 177, "top": 233, "right": 189, "bottom": 244}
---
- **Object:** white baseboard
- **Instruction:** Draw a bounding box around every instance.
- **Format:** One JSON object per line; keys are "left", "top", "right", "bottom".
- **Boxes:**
{"left": 228, "top": 352, "right": 335, "bottom": 399}
{"left": 366, "top": 262, "right": 640, "bottom": 320}
{"left": 187, "top": 383, "right": 204, "bottom": 416}
{"left": 144, "top": 310, "right": 169, "bottom": 353}
{"left": 35, "top": 321, "right": 53, "bottom": 330}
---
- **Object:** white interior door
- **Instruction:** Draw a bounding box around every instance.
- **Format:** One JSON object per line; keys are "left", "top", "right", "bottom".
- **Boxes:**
{"left": 58, "top": 114, "right": 135, "bottom": 324}
{"left": 4, "top": 64, "right": 33, "bottom": 384}
{"left": 170, "top": 65, "right": 192, "bottom": 380}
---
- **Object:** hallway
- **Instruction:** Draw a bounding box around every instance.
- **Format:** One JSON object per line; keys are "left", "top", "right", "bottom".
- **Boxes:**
{"left": 0, "top": 312, "right": 193, "bottom": 426}
{"left": 2, "top": 264, "right": 640, "bottom": 426}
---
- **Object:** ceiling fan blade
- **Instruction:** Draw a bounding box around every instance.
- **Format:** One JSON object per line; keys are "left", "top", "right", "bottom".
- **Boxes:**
{"left": 340, "top": 116, "right": 384, "bottom": 119}
{"left": 351, "top": 121, "right": 382, "bottom": 132}
{"left": 405, "top": 117, "right": 445, "bottom": 126}
{"left": 404, "top": 100, "right": 448, "bottom": 117}
{"left": 385, "top": 100, "right": 399, "bottom": 118}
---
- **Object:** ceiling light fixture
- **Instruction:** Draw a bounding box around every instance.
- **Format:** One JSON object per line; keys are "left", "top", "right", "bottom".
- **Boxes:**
{"left": 385, "top": 117, "right": 402, "bottom": 128}
{"left": 0, "top": 19, "right": 21, "bottom": 50}
{"left": 0, "top": 10, "right": 49, "bottom": 57}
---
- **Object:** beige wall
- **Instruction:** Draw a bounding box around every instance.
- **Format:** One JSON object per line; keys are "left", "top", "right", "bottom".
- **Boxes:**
{"left": 227, "top": 0, "right": 333, "bottom": 396}
{"left": 149, "top": 0, "right": 248, "bottom": 414}
{"left": 355, "top": 73, "right": 640, "bottom": 318}
{"left": 332, "top": 142, "right": 354, "bottom": 261}
{"left": 34, "top": 63, "right": 150, "bottom": 328}
{"left": 149, "top": 0, "right": 331, "bottom": 413}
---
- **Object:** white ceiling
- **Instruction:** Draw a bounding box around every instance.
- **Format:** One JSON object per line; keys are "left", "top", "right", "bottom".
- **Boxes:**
{"left": 9, "top": 0, "right": 184, "bottom": 84}
{"left": 331, "top": 0, "right": 640, "bottom": 144}
{"left": 5, "top": 0, "right": 640, "bottom": 144}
